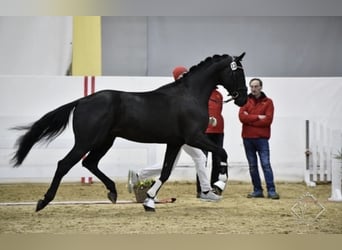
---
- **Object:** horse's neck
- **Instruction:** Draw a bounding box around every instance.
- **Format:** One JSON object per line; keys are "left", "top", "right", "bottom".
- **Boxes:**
{"left": 185, "top": 58, "right": 227, "bottom": 104}
{"left": 185, "top": 76, "right": 217, "bottom": 105}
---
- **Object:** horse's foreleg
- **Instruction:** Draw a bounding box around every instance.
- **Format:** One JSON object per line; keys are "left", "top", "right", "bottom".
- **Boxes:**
{"left": 210, "top": 148, "right": 228, "bottom": 195}
{"left": 143, "top": 144, "right": 181, "bottom": 212}
{"left": 36, "top": 146, "right": 86, "bottom": 212}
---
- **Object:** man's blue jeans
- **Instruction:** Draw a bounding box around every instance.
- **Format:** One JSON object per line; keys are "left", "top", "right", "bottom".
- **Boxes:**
{"left": 243, "top": 138, "right": 275, "bottom": 193}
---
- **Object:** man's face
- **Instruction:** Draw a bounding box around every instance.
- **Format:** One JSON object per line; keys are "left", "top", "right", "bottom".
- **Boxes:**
{"left": 249, "top": 80, "right": 262, "bottom": 97}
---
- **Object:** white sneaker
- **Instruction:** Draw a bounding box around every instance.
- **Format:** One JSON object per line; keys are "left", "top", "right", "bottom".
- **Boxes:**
{"left": 199, "top": 190, "right": 221, "bottom": 202}
{"left": 127, "top": 170, "right": 139, "bottom": 193}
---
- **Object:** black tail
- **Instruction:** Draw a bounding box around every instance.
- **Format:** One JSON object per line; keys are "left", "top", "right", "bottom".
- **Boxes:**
{"left": 11, "top": 99, "right": 80, "bottom": 166}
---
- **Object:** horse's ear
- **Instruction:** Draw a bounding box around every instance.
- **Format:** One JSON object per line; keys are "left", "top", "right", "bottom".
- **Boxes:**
{"left": 236, "top": 52, "right": 246, "bottom": 61}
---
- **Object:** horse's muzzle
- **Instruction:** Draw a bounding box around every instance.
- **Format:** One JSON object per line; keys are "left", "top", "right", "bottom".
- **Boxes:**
{"left": 234, "top": 94, "right": 248, "bottom": 107}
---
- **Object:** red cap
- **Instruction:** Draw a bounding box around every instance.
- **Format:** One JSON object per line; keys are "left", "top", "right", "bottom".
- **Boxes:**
{"left": 172, "top": 66, "right": 188, "bottom": 80}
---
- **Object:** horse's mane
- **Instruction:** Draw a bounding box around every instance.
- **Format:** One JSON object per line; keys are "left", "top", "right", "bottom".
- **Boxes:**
{"left": 156, "top": 54, "right": 231, "bottom": 91}
{"left": 189, "top": 54, "right": 229, "bottom": 73}
{"left": 178, "top": 54, "right": 230, "bottom": 81}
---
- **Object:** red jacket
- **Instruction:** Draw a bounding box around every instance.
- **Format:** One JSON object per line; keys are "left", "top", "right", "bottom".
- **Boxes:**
{"left": 206, "top": 89, "right": 224, "bottom": 133}
{"left": 238, "top": 92, "right": 274, "bottom": 139}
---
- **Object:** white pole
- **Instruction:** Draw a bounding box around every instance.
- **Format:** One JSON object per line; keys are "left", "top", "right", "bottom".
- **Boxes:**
{"left": 328, "top": 158, "right": 342, "bottom": 202}
{"left": 305, "top": 120, "right": 316, "bottom": 187}
{"left": 328, "top": 130, "right": 342, "bottom": 202}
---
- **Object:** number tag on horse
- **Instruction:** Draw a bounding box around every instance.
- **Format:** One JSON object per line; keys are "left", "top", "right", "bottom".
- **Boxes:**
{"left": 230, "top": 61, "right": 238, "bottom": 71}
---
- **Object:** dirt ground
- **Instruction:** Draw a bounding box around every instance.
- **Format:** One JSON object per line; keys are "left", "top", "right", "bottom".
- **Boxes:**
{"left": 0, "top": 181, "right": 341, "bottom": 234}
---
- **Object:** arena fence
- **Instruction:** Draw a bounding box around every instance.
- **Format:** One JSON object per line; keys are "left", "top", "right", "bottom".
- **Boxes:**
{"left": 305, "top": 120, "right": 342, "bottom": 201}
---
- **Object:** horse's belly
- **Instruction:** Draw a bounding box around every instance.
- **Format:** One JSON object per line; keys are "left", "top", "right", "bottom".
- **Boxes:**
{"left": 116, "top": 130, "right": 181, "bottom": 144}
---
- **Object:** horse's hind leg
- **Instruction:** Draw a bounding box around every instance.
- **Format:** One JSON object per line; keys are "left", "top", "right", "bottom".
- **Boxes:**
{"left": 36, "top": 145, "right": 87, "bottom": 212}
{"left": 82, "top": 138, "right": 117, "bottom": 203}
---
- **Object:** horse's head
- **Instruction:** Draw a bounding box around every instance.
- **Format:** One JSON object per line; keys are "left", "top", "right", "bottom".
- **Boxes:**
{"left": 218, "top": 53, "right": 247, "bottom": 107}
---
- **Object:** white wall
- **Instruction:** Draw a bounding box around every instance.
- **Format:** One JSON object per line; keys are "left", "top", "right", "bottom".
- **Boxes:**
{"left": 1, "top": 76, "right": 341, "bottom": 183}
{"left": 0, "top": 17, "right": 72, "bottom": 75}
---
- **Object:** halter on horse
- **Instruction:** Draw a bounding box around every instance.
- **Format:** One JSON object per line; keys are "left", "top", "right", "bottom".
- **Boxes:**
{"left": 12, "top": 53, "right": 247, "bottom": 212}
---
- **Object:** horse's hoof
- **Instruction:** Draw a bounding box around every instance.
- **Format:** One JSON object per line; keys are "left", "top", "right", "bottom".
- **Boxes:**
{"left": 212, "top": 186, "right": 222, "bottom": 196}
{"left": 143, "top": 204, "right": 156, "bottom": 212}
{"left": 142, "top": 197, "right": 155, "bottom": 212}
{"left": 213, "top": 180, "right": 226, "bottom": 194}
{"left": 107, "top": 192, "right": 117, "bottom": 204}
{"left": 36, "top": 199, "right": 47, "bottom": 212}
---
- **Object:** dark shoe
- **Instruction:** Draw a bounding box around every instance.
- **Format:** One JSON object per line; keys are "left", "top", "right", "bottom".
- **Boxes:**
{"left": 267, "top": 191, "right": 280, "bottom": 199}
{"left": 247, "top": 191, "right": 264, "bottom": 198}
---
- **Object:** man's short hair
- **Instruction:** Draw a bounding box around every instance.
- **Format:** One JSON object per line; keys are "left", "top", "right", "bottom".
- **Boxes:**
{"left": 249, "top": 78, "right": 263, "bottom": 87}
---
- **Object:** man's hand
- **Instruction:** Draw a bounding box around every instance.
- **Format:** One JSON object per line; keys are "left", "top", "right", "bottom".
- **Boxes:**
{"left": 209, "top": 116, "right": 217, "bottom": 127}
{"left": 258, "top": 115, "right": 266, "bottom": 120}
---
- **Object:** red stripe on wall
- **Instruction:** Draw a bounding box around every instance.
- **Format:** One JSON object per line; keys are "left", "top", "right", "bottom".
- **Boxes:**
{"left": 83, "top": 76, "right": 96, "bottom": 96}
{"left": 84, "top": 76, "right": 88, "bottom": 96}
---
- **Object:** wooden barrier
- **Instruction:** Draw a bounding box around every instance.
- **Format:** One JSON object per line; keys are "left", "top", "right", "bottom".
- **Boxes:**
{"left": 305, "top": 120, "right": 332, "bottom": 185}
{"left": 305, "top": 120, "right": 342, "bottom": 201}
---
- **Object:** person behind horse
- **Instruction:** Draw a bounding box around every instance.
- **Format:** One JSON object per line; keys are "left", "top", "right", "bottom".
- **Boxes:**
{"left": 238, "top": 78, "right": 279, "bottom": 199}
{"left": 196, "top": 86, "right": 225, "bottom": 196}
{"left": 128, "top": 66, "right": 221, "bottom": 202}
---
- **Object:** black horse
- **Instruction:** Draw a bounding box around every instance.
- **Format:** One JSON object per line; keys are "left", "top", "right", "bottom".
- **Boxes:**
{"left": 12, "top": 53, "right": 247, "bottom": 212}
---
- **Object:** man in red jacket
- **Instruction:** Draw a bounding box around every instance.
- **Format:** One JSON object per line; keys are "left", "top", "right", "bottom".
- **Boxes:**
{"left": 239, "top": 78, "right": 279, "bottom": 199}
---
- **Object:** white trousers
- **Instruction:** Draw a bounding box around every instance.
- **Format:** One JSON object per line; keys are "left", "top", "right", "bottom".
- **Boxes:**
{"left": 138, "top": 144, "right": 211, "bottom": 192}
